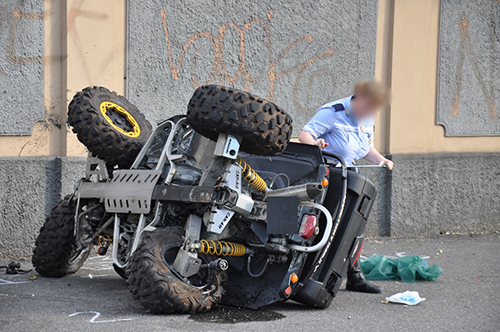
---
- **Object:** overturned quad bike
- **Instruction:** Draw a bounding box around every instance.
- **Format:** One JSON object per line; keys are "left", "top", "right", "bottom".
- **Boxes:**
{"left": 32, "top": 85, "right": 377, "bottom": 313}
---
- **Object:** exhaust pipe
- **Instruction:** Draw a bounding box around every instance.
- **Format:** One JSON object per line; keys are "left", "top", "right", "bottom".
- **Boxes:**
{"left": 267, "top": 183, "right": 324, "bottom": 201}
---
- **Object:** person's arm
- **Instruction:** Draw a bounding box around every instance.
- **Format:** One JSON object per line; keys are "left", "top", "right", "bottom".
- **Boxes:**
{"left": 299, "top": 106, "right": 336, "bottom": 149}
{"left": 364, "top": 147, "right": 394, "bottom": 170}
{"left": 299, "top": 130, "right": 329, "bottom": 149}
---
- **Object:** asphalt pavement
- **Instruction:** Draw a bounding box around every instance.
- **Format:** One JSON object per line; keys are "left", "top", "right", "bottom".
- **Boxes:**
{"left": 0, "top": 234, "right": 498, "bottom": 332}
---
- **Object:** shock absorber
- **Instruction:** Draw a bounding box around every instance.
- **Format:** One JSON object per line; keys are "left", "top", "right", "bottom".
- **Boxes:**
{"left": 196, "top": 239, "right": 253, "bottom": 256}
{"left": 235, "top": 156, "right": 268, "bottom": 192}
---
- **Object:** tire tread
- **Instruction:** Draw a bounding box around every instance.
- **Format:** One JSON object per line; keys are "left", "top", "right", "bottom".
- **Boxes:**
{"left": 186, "top": 85, "right": 292, "bottom": 156}
{"left": 127, "top": 228, "right": 223, "bottom": 314}
{"left": 32, "top": 197, "right": 86, "bottom": 277}
{"left": 67, "top": 86, "right": 152, "bottom": 168}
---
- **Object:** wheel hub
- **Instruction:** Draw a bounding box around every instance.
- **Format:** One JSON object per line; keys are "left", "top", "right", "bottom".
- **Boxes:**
{"left": 99, "top": 101, "right": 141, "bottom": 138}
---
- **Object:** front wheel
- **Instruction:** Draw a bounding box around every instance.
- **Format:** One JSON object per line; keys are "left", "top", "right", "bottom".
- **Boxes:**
{"left": 32, "top": 198, "right": 92, "bottom": 277}
{"left": 127, "top": 227, "right": 224, "bottom": 314}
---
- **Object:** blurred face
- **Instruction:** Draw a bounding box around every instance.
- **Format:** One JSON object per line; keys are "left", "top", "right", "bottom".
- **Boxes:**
{"left": 350, "top": 95, "right": 379, "bottom": 121}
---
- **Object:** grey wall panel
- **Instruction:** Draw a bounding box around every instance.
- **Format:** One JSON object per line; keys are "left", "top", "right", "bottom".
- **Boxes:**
{"left": 362, "top": 163, "right": 392, "bottom": 237}
{"left": 389, "top": 153, "right": 500, "bottom": 236}
{"left": 127, "top": 0, "right": 378, "bottom": 134}
{"left": 0, "top": 0, "right": 44, "bottom": 135}
{"left": 0, "top": 157, "right": 86, "bottom": 259}
{"left": 0, "top": 158, "right": 61, "bottom": 259}
{"left": 437, "top": 0, "right": 500, "bottom": 136}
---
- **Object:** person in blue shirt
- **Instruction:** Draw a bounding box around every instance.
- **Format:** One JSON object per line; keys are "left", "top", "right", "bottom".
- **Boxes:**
{"left": 300, "top": 80, "right": 393, "bottom": 170}
{"left": 300, "top": 80, "right": 392, "bottom": 294}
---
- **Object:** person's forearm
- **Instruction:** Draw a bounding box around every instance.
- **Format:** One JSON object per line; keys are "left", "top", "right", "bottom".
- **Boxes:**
{"left": 364, "top": 147, "right": 386, "bottom": 164}
{"left": 299, "top": 130, "right": 328, "bottom": 149}
{"left": 364, "top": 147, "right": 394, "bottom": 170}
{"left": 299, "top": 130, "right": 316, "bottom": 145}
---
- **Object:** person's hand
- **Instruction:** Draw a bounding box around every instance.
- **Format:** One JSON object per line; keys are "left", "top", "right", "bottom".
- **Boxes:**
{"left": 314, "top": 138, "right": 329, "bottom": 149}
{"left": 379, "top": 158, "right": 394, "bottom": 170}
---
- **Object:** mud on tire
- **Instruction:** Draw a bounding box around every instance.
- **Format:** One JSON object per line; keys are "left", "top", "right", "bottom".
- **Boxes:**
{"left": 187, "top": 85, "right": 293, "bottom": 156}
{"left": 127, "top": 227, "right": 224, "bottom": 314}
{"left": 68, "top": 86, "right": 152, "bottom": 169}
{"left": 32, "top": 197, "right": 91, "bottom": 277}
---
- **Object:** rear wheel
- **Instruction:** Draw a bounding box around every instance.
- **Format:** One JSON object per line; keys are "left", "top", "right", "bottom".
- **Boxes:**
{"left": 127, "top": 227, "right": 224, "bottom": 314}
{"left": 32, "top": 198, "right": 92, "bottom": 277}
{"left": 187, "top": 85, "right": 293, "bottom": 156}
{"left": 67, "top": 86, "right": 152, "bottom": 168}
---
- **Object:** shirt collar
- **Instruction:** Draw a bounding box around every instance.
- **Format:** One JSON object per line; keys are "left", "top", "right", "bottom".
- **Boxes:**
{"left": 345, "top": 95, "right": 355, "bottom": 119}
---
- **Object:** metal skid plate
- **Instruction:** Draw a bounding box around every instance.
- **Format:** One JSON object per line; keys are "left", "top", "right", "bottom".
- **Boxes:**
{"left": 104, "top": 170, "right": 162, "bottom": 214}
{"left": 78, "top": 169, "right": 162, "bottom": 214}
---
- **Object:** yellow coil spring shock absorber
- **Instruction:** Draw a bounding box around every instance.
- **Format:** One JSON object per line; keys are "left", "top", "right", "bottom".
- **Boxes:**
{"left": 235, "top": 156, "right": 268, "bottom": 192}
{"left": 198, "top": 239, "right": 248, "bottom": 256}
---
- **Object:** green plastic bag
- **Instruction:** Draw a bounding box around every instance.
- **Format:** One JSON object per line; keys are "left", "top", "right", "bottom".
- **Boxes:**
{"left": 360, "top": 254, "right": 442, "bottom": 283}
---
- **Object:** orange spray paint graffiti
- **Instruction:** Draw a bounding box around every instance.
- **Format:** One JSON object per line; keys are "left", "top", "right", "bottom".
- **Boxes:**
{"left": 452, "top": 15, "right": 497, "bottom": 119}
{"left": 160, "top": 9, "right": 334, "bottom": 104}
{"left": 2, "top": 3, "right": 43, "bottom": 67}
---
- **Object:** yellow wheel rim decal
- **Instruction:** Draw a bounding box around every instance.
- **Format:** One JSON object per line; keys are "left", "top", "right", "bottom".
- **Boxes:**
{"left": 99, "top": 101, "right": 141, "bottom": 138}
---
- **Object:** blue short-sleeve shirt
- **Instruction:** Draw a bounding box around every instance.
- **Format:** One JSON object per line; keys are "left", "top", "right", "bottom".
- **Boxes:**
{"left": 302, "top": 95, "right": 374, "bottom": 166}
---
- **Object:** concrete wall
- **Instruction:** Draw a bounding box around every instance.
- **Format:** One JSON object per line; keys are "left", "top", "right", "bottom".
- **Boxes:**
{"left": 390, "top": 153, "right": 500, "bottom": 236}
{"left": 0, "top": 0, "right": 499, "bottom": 259}
{"left": 127, "top": 0, "right": 378, "bottom": 133}
{"left": 437, "top": 0, "right": 500, "bottom": 136}
{"left": 363, "top": 152, "right": 500, "bottom": 237}
{"left": 0, "top": 0, "right": 45, "bottom": 136}
{"left": 65, "top": 0, "right": 127, "bottom": 157}
{"left": 0, "top": 157, "right": 85, "bottom": 259}
{"left": 386, "top": 0, "right": 500, "bottom": 154}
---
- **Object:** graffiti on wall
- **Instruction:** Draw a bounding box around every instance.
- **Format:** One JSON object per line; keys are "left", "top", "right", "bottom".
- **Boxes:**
{"left": 452, "top": 15, "right": 497, "bottom": 120}
{"left": 161, "top": 9, "right": 334, "bottom": 112}
{"left": 0, "top": 0, "right": 44, "bottom": 135}
{"left": 127, "top": 0, "right": 378, "bottom": 133}
{"left": 437, "top": 0, "right": 500, "bottom": 136}
{"left": 0, "top": 3, "right": 43, "bottom": 69}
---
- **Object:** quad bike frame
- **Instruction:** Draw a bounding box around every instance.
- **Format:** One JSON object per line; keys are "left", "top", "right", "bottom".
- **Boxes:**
{"left": 33, "top": 85, "right": 378, "bottom": 313}
{"left": 70, "top": 116, "right": 376, "bottom": 309}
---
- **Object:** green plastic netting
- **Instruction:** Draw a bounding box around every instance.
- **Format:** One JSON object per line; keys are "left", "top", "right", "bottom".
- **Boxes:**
{"left": 360, "top": 254, "right": 443, "bottom": 283}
